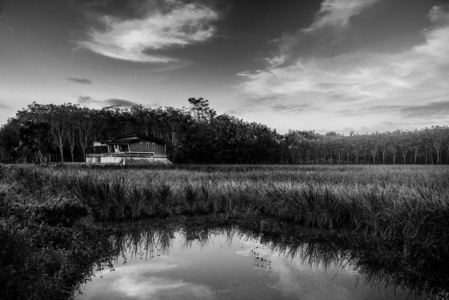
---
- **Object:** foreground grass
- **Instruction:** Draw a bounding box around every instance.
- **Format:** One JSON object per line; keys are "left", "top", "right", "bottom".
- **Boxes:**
{"left": 2, "top": 164, "right": 449, "bottom": 298}
{"left": 16, "top": 164, "right": 449, "bottom": 234}
{"left": 0, "top": 168, "right": 115, "bottom": 300}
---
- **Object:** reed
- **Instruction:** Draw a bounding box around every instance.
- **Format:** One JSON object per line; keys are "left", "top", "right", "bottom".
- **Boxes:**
{"left": 8, "top": 164, "right": 449, "bottom": 261}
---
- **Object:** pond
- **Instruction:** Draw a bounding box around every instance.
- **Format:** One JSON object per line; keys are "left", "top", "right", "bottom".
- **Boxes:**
{"left": 75, "top": 219, "right": 426, "bottom": 300}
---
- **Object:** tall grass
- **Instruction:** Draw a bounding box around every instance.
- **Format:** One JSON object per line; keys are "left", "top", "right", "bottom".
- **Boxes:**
{"left": 9, "top": 165, "right": 449, "bottom": 261}
{"left": 0, "top": 172, "right": 116, "bottom": 300}
{"left": 3, "top": 163, "right": 449, "bottom": 299}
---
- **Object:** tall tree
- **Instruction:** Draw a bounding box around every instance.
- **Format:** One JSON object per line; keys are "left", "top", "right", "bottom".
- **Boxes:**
{"left": 388, "top": 134, "right": 399, "bottom": 164}
{"left": 76, "top": 107, "right": 95, "bottom": 161}
{"left": 48, "top": 104, "right": 69, "bottom": 162}
{"left": 18, "top": 120, "right": 52, "bottom": 164}
{"left": 187, "top": 97, "right": 216, "bottom": 123}
{"left": 368, "top": 136, "right": 379, "bottom": 164}
{"left": 430, "top": 126, "right": 445, "bottom": 164}
{"left": 398, "top": 131, "right": 411, "bottom": 164}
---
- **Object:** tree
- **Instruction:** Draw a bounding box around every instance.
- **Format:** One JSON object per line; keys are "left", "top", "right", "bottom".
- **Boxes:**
{"left": 443, "top": 128, "right": 449, "bottom": 164}
{"left": 368, "top": 136, "right": 379, "bottom": 164}
{"left": 410, "top": 131, "right": 422, "bottom": 164}
{"left": 349, "top": 136, "right": 361, "bottom": 164}
{"left": 430, "top": 126, "right": 446, "bottom": 164}
{"left": 18, "top": 120, "right": 52, "bottom": 164}
{"left": 398, "top": 131, "right": 411, "bottom": 164}
{"left": 387, "top": 134, "right": 399, "bottom": 164}
{"left": 48, "top": 104, "right": 69, "bottom": 162}
{"left": 76, "top": 107, "right": 95, "bottom": 161}
{"left": 62, "top": 104, "right": 80, "bottom": 162}
{"left": 285, "top": 130, "right": 306, "bottom": 164}
{"left": 163, "top": 107, "right": 192, "bottom": 163}
{"left": 333, "top": 137, "right": 345, "bottom": 164}
{"left": 0, "top": 119, "right": 21, "bottom": 162}
{"left": 378, "top": 135, "right": 389, "bottom": 164}
{"left": 187, "top": 97, "right": 216, "bottom": 123}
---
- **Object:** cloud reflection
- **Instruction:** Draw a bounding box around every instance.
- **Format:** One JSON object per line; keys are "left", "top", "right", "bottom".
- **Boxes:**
{"left": 80, "top": 262, "right": 216, "bottom": 300}
{"left": 76, "top": 220, "right": 443, "bottom": 300}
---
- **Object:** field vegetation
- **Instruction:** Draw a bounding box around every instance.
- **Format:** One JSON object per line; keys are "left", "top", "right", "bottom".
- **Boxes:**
{"left": 0, "top": 165, "right": 116, "bottom": 300}
{"left": 1, "top": 163, "right": 449, "bottom": 298}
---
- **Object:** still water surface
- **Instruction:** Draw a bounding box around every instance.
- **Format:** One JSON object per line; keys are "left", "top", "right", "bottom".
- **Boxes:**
{"left": 76, "top": 222, "right": 423, "bottom": 300}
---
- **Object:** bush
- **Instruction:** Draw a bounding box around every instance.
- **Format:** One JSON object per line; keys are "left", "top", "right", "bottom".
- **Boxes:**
{"left": 0, "top": 181, "right": 114, "bottom": 300}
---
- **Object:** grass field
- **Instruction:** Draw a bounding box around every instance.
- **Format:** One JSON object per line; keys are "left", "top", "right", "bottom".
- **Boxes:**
{"left": 2, "top": 164, "right": 449, "bottom": 298}
{"left": 16, "top": 164, "right": 449, "bottom": 231}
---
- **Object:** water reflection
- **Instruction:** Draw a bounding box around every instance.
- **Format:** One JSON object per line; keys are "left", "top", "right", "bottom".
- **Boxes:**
{"left": 75, "top": 219, "right": 442, "bottom": 300}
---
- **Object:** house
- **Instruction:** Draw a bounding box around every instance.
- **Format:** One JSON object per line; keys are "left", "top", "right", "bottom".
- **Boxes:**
{"left": 86, "top": 134, "right": 169, "bottom": 164}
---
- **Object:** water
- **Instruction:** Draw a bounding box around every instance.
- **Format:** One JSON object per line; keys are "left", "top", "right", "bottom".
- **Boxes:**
{"left": 75, "top": 220, "right": 424, "bottom": 300}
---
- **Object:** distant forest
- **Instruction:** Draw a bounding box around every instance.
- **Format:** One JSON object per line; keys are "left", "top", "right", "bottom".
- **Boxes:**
{"left": 0, "top": 98, "right": 448, "bottom": 164}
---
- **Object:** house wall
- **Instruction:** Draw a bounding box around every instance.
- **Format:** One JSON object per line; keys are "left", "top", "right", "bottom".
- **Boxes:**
{"left": 129, "top": 140, "right": 166, "bottom": 156}
{"left": 100, "top": 156, "right": 123, "bottom": 163}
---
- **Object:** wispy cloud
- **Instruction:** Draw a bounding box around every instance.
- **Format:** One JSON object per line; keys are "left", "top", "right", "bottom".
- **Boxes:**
{"left": 261, "top": 0, "right": 381, "bottom": 68}
{"left": 77, "top": 0, "right": 220, "bottom": 63}
{"left": 401, "top": 100, "right": 449, "bottom": 118}
{"left": 305, "top": 0, "right": 380, "bottom": 33}
{"left": 67, "top": 77, "right": 92, "bottom": 85}
{"left": 239, "top": 4, "right": 449, "bottom": 123}
{"left": 77, "top": 95, "right": 138, "bottom": 107}
{"left": 272, "top": 103, "right": 311, "bottom": 114}
{"left": 368, "top": 105, "right": 402, "bottom": 112}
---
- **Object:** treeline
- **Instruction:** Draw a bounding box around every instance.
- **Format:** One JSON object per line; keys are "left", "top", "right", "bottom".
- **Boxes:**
{"left": 0, "top": 99, "right": 449, "bottom": 164}
{"left": 284, "top": 127, "right": 449, "bottom": 165}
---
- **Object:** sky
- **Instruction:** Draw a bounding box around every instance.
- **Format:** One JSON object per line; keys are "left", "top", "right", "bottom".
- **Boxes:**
{"left": 1, "top": 0, "right": 448, "bottom": 134}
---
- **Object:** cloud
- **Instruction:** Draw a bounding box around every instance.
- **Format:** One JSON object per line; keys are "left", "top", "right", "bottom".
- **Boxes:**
{"left": 77, "top": 95, "right": 96, "bottom": 105}
{"left": 77, "top": 95, "right": 138, "bottom": 107}
{"left": 238, "top": 4, "right": 449, "bottom": 122}
{"left": 305, "top": 0, "right": 380, "bottom": 33}
{"left": 272, "top": 104, "right": 311, "bottom": 114}
{"left": 77, "top": 0, "right": 220, "bottom": 63}
{"left": 428, "top": 5, "right": 449, "bottom": 24}
{"left": 106, "top": 98, "right": 138, "bottom": 107}
{"left": 401, "top": 100, "right": 449, "bottom": 118}
{"left": 67, "top": 77, "right": 93, "bottom": 84}
{"left": 83, "top": 262, "right": 216, "bottom": 300}
{"left": 239, "top": 0, "right": 385, "bottom": 98}
{"left": 239, "top": 53, "right": 389, "bottom": 101}
{"left": 368, "top": 105, "right": 402, "bottom": 112}
{"left": 146, "top": 60, "right": 193, "bottom": 72}
{"left": 114, "top": 276, "right": 215, "bottom": 300}
{"left": 260, "top": 0, "right": 381, "bottom": 68}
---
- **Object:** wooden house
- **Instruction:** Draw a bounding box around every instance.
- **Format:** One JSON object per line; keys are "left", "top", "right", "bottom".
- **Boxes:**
{"left": 86, "top": 134, "right": 168, "bottom": 164}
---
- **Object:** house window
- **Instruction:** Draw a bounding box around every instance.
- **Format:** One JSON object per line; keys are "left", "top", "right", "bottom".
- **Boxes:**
{"left": 152, "top": 143, "right": 155, "bottom": 151}
{"left": 146, "top": 142, "right": 150, "bottom": 150}
{"left": 139, "top": 142, "right": 143, "bottom": 150}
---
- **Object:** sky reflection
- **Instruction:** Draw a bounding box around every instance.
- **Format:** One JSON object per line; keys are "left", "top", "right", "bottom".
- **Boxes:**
{"left": 76, "top": 224, "right": 423, "bottom": 300}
